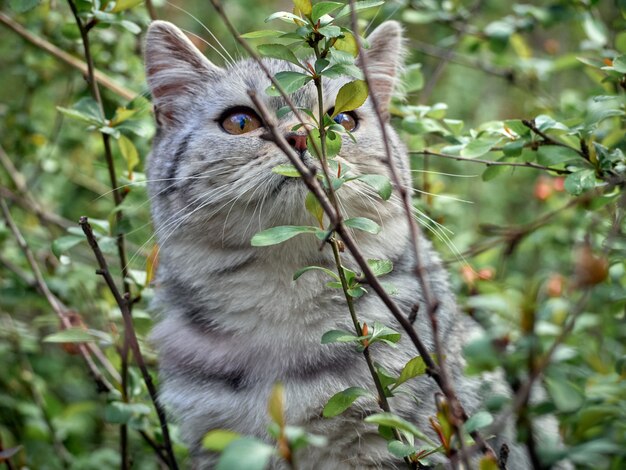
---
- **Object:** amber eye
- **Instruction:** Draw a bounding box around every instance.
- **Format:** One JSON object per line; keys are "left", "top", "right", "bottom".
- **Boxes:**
{"left": 333, "top": 112, "right": 358, "bottom": 131}
{"left": 221, "top": 108, "right": 262, "bottom": 135}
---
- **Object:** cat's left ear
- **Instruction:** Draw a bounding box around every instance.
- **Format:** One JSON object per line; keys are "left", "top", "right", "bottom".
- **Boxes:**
{"left": 144, "top": 21, "right": 224, "bottom": 127}
{"left": 360, "top": 21, "right": 404, "bottom": 120}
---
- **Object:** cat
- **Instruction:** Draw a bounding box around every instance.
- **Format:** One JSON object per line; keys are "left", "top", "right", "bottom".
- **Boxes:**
{"left": 144, "top": 19, "right": 555, "bottom": 469}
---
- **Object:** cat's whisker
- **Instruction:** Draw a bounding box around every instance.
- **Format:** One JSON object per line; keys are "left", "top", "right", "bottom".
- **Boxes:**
{"left": 222, "top": 177, "right": 268, "bottom": 245}
{"left": 408, "top": 186, "right": 474, "bottom": 204}
{"left": 410, "top": 169, "right": 478, "bottom": 178}
{"left": 166, "top": 2, "right": 235, "bottom": 66}
{"left": 181, "top": 28, "right": 234, "bottom": 69}
{"left": 93, "top": 167, "right": 234, "bottom": 202}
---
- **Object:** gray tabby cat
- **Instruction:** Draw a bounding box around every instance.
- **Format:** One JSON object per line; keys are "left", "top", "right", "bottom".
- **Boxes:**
{"left": 144, "top": 19, "right": 546, "bottom": 469}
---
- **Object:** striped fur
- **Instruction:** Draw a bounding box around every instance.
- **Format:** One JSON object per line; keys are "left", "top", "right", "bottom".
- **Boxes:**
{"left": 143, "top": 20, "right": 559, "bottom": 469}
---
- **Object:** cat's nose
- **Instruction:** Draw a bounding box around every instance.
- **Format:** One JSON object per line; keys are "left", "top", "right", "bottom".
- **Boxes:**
{"left": 285, "top": 132, "right": 308, "bottom": 158}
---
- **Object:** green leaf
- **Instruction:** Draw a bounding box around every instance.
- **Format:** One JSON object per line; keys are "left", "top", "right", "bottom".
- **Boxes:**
{"left": 251, "top": 225, "right": 320, "bottom": 246}
{"left": 294, "top": 265, "right": 339, "bottom": 282}
{"left": 265, "top": 11, "right": 303, "bottom": 24}
{"left": 333, "top": 30, "right": 359, "bottom": 57}
{"left": 563, "top": 169, "right": 597, "bottom": 195}
{"left": 347, "top": 286, "right": 367, "bottom": 298}
{"left": 611, "top": 54, "right": 626, "bottom": 73}
{"left": 272, "top": 164, "right": 301, "bottom": 178}
{"left": 311, "top": 2, "right": 343, "bottom": 22}
{"left": 216, "top": 437, "right": 275, "bottom": 470}
{"left": 57, "top": 97, "right": 103, "bottom": 126}
{"left": 504, "top": 119, "right": 531, "bottom": 137}
{"left": 305, "top": 192, "right": 324, "bottom": 226}
{"left": 9, "top": 0, "right": 40, "bottom": 13}
{"left": 322, "top": 63, "right": 363, "bottom": 80}
{"left": 461, "top": 136, "right": 500, "bottom": 158}
{"left": 582, "top": 12, "right": 607, "bottom": 46}
{"left": 118, "top": 135, "right": 140, "bottom": 176}
{"left": 203, "top": 430, "right": 241, "bottom": 451}
{"left": 320, "top": 329, "right": 361, "bottom": 344}
{"left": 52, "top": 235, "right": 84, "bottom": 258}
{"left": 104, "top": 402, "right": 151, "bottom": 424}
{"left": 266, "top": 71, "right": 312, "bottom": 96}
{"left": 293, "top": 0, "right": 312, "bottom": 16}
{"left": 307, "top": 129, "right": 342, "bottom": 158}
{"left": 314, "top": 59, "right": 330, "bottom": 74}
{"left": 318, "top": 25, "right": 342, "bottom": 38}
{"left": 392, "top": 356, "right": 427, "bottom": 390}
{"left": 365, "top": 412, "right": 436, "bottom": 445}
{"left": 388, "top": 440, "right": 418, "bottom": 458}
{"left": 267, "top": 383, "right": 284, "bottom": 426}
{"left": 43, "top": 328, "right": 97, "bottom": 343}
{"left": 240, "top": 30, "right": 285, "bottom": 39}
{"left": 545, "top": 377, "right": 584, "bottom": 413}
{"left": 464, "top": 411, "right": 494, "bottom": 433}
{"left": 332, "top": 80, "right": 368, "bottom": 117}
{"left": 536, "top": 146, "right": 580, "bottom": 166}
{"left": 354, "top": 174, "right": 392, "bottom": 200}
{"left": 110, "top": 0, "right": 143, "bottom": 13}
{"left": 334, "top": 0, "right": 384, "bottom": 20}
{"left": 344, "top": 217, "right": 380, "bottom": 234}
{"left": 481, "top": 164, "right": 508, "bottom": 182}
{"left": 367, "top": 259, "right": 392, "bottom": 277}
{"left": 257, "top": 44, "right": 302, "bottom": 68}
{"left": 369, "top": 322, "right": 401, "bottom": 346}
{"left": 322, "top": 387, "right": 372, "bottom": 418}
{"left": 119, "top": 20, "right": 141, "bottom": 35}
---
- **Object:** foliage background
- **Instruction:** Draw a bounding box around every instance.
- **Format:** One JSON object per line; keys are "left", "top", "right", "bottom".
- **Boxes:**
{"left": 0, "top": 0, "right": 625, "bottom": 468}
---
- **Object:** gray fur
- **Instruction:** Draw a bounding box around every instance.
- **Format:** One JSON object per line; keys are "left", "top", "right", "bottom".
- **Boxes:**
{"left": 144, "top": 20, "right": 557, "bottom": 469}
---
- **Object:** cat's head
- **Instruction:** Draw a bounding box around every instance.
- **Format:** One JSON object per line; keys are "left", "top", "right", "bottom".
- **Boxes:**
{"left": 144, "top": 20, "right": 408, "bottom": 250}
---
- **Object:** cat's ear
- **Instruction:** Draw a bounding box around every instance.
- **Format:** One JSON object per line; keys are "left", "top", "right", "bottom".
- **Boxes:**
{"left": 144, "top": 21, "right": 223, "bottom": 127}
{"left": 360, "top": 21, "right": 404, "bottom": 119}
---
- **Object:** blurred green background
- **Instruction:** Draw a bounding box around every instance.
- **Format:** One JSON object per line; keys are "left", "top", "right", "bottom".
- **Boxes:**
{"left": 1, "top": 0, "right": 625, "bottom": 468}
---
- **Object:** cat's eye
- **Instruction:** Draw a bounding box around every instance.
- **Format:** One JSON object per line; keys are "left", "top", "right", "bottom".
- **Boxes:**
{"left": 332, "top": 112, "right": 358, "bottom": 131}
{"left": 220, "top": 108, "right": 263, "bottom": 135}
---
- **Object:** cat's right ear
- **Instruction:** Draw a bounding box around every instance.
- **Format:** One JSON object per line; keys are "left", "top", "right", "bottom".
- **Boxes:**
{"left": 144, "top": 21, "right": 223, "bottom": 127}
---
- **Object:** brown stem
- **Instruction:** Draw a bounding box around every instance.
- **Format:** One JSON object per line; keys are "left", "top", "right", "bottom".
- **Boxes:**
{"left": 348, "top": 2, "right": 491, "bottom": 464}
{"left": 79, "top": 217, "right": 179, "bottom": 470}
{"left": 0, "top": 198, "right": 116, "bottom": 393}
{"left": 521, "top": 119, "right": 586, "bottom": 160}
{"left": 249, "top": 92, "right": 494, "bottom": 461}
{"left": 413, "top": 149, "right": 571, "bottom": 174}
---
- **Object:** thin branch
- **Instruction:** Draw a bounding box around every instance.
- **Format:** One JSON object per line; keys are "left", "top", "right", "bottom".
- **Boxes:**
{"left": 349, "top": 2, "right": 493, "bottom": 464}
{"left": 0, "top": 198, "right": 116, "bottom": 393}
{"left": 145, "top": 0, "right": 158, "bottom": 21}
{"left": 412, "top": 149, "right": 572, "bottom": 175}
{"left": 0, "top": 12, "right": 137, "bottom": 102}
{"left": 250, "top": 90, "right": 492, "bottom": 463}
{"left": 0, "top": 203, "right": 170, "bottom": 467}
{"left": 79, "top": 217, "right": 179, "bottom": 470}
{"left": 521, "top": 119, "right": 586, "bottom": 160}
{"left": 444, "top": 193, "right": 594, "bottom": 265}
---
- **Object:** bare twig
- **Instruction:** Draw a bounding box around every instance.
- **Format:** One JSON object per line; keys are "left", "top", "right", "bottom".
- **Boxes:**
{"left": 0, "top": 203, "right": 170, "bottom": 468}
{"left": 64, "top": 2, "right": 133, "bottom": 462}
{"left": 0, "top": 198, "right": 116, "bottom": 393}
{"left": 349, "top": 2, "right": 492, "bottom": 464}
{"left": 79, "top": 217, "right": 179, "bottom": 470}
{"left": 145, "top": 0, "right": 158, "bottom": 21}
{"left": 521, "top": 119, "right": 586, "bottom": 160}
{"left": 250, "top": 91, "right": 492, "bottom": 463}
{"left": 412, "top": 149, "right": 572, "bottom": 175}
{"left": 0, "top": 12, "right": 136, "bottom": 101}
